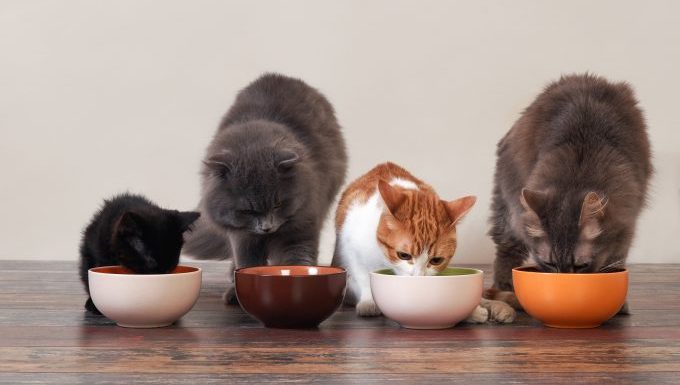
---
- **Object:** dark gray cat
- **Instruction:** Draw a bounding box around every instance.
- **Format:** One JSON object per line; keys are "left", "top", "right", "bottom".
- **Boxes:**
{"left": 183, "top": 73, "right": 347, "bottom": 302}
{"left": 487, "top": 74, "right": 652, "bottom": 311}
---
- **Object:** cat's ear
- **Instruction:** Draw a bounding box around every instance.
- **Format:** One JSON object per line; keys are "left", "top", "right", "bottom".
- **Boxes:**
{"left": 115, "top": 211, "right": 143, "bottom": 238}
{"left": 520, "top": 189, "right": 547, "bottom": 238}
{"left": 378, "top": 180, "right": 407, "bottom": 215}
{"left": 275, "top": 149, "right": 299, "bottom": 173}
{"left": 178, "top": 211, "right": 201, "bottom": 232}
{"left": 579, "top": 191, "right": 607, "bottom": 239}
{"left": 114, "top": 212, "right": 156, "bottom": 269}
{"left": 203, "top": 151, "right": 234, "bottom": 177}
{"left": 444, "top": 196, "right": 477, "bottom": 225}
{"left": 520, "top": 188, "right": 547, "bottom": 215}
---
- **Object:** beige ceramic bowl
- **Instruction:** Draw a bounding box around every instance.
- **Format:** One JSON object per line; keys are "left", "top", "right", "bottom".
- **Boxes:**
{"left": 370, "top": 267, "right": 483, "bottom": 329}
{"left": 88, "top": 265, "right": 202, "bottom": 328}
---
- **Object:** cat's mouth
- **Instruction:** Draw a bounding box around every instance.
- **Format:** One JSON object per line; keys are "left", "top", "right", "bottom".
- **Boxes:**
{"left": 251, "top": 221, "right": 284, "bottom": 235}
{"left": 253, "top": 228, "right": 278, "bottom": 235}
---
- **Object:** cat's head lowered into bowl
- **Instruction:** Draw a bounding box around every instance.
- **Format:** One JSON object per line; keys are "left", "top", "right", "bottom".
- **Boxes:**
{"left": 376, "top": 180, "right": 476, "bottom": 276}
{"left": 200, "top": 122, "right": 310, "bottom": 235}
{"left": 518, "top": 188, "right": 625, "bottom": 273}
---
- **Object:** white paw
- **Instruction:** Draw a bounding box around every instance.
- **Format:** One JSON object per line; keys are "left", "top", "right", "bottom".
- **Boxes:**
{"left": 465, "top": 305, "right": 490, "bottom": 323}
{"left": 356, "top": 299, "right": 382, "bottom": 317}
{"left": 225, "top": 260, "right": 235, "bottom": 284}
{"left": 481, "top": 299, "right": 516, "bottom": 323}
{"left": 222, "top": 286, "right": 237, "bottom": 305}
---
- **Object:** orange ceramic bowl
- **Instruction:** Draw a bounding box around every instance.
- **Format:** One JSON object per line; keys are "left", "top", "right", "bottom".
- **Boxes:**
{"left": 512, "top": 266, "right": 628, "bottom": 328}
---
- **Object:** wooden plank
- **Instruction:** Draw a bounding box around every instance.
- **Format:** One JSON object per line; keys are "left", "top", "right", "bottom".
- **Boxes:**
{"left": 3, "top": 324, "right": 680, "bottom": 348}
{"left": 2, "top": 306, "right": 680, "bottom": 330}
{"left": 1, "top": 341, "right": 680, "bottom": 374}
{"left": 0, "top": 260, "right": 679, "bottom": 385}
{"left": 1, "top": 372, "right": 679, "bottom": 385}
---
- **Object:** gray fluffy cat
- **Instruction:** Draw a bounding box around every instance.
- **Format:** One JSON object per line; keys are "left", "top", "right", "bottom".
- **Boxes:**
{"left": 487, "top": 74, "right": 652, "bottom": 311}
{"left": 183, "top": 73, "right": 347, "bottom": 303}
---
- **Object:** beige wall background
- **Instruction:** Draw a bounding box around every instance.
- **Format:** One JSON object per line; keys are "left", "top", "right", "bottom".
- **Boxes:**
{"left": 1, "top": 0, "right": 678, "bottom": 264}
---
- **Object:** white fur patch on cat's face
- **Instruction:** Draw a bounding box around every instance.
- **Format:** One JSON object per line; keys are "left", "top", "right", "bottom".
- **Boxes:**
{"left": 392, "top": 248, "right": 440, "bottom": 276}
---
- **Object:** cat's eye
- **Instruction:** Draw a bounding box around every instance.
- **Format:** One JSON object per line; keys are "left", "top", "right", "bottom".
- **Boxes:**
{"left": 209, "top": 164, "right": 229, "bottom": 178}
{"left": 204, "top": 159, "right": 231, "bottom": 179}
{"left": 396, "top": 251, "right": 412, "bottom": 261}
{"left": 429, "top": 257, "right": 445, "bottom": 266}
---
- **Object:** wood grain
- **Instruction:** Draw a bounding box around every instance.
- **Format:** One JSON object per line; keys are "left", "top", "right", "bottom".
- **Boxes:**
{"left": 0, "top": 261, "right": 678, "bottom": 384}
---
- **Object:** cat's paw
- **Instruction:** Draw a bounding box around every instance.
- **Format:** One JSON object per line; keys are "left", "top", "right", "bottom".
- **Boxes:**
{"left": 84, "top": 298, "right": 102, "bottom": 315}
{"left": 356, "top": 299, "right": 382, "bottom": 317}
{"left": 465, "top": 305, "right": 489, "bottom": 323}
{"left": 222, "top": 286, "right": 238, "bottom": 305}
{"left": 618, "top": 301, "right": 630, "bottom": 315}
{"left": 224, "top": 260, "right": 235, "bottom": 284}
{"left": 481, "top": 299, "right": 516, "bottom": 323}
{"left": 484, "top": 288, "right": 522, "bottom": 310}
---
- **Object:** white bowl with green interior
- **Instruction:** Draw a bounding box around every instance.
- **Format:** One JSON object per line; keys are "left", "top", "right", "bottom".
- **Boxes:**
{"left": 370, "top": 267, "right": 483, "bottom": 329}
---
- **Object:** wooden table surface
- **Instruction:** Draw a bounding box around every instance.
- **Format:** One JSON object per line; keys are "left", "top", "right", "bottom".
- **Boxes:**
{"left": 1, "top": 261, "right": 679, "bottom": 384}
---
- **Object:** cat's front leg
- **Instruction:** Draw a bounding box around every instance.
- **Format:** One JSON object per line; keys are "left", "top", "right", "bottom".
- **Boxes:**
{"left": 226, "top": 234, "right": 267, "bottom": 305}
{"left": 487, "top": 234, "right": 527, "bottom": 312}
{"left": 356, "top": 289, "right": 381, "bottom": 317}
{"left": 484, "top": 287, "right": 523, "bottom": 310}
{"left": 268, "top": 231, "right": 320, "bottom": 266}
{"left": 492, "top": 241, "right": 527, "bottom": 292}
{"left": 351, "top": 269, "right": 381, "bottom": 317}
{"left": 222, "top": 259, "right": 237, "bottom": 305}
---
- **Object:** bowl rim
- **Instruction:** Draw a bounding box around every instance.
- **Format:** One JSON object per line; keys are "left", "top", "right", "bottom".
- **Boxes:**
{"left": 512, "top": 265, "right": 628, "bottom": 276}
{"left": 89, "top": 265, "right": 201, "bottom": 276}
{"left": 370, "top": 266, "right": 483, "bottom": 278}
{"left": 235, "top": 265, "right": 346, "bottom": 278}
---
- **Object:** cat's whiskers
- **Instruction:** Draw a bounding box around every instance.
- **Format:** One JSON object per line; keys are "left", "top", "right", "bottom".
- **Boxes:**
{"left": 598, "top": 260, "right": 625, "bottom": 273}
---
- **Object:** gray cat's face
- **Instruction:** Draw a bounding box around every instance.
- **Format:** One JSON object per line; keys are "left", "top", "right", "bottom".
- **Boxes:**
{"left": 519, "top": 188, "right": 613, "bottom": 273}
{"left": 201, "top": 146, "right": 304, "bottom": 235}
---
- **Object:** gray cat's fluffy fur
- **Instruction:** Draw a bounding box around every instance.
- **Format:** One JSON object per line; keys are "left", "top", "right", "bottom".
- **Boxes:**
{"left": 489, "top": 74, "right": 652, "bottom": 301}
{"left": 183, "top": 74, "right": 347, "bottom": 301}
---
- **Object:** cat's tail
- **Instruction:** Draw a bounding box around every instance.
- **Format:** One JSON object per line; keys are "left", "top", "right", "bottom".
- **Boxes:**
{"left": 182, "top": 215, "right": 231, "bottom": 260}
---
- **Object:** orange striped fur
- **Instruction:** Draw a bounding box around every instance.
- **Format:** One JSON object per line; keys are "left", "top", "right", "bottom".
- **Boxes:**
{"left": 335, "top": 162, "right": 476, "bottom": 275}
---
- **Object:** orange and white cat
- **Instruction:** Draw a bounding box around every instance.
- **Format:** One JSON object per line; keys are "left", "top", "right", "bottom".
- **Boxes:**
{"left": 332, "top": 162, "right": 515, "bottom": 323}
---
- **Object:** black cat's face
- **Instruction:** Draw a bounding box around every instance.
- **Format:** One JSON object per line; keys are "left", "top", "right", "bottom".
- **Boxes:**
{"left": 519, "top": 189, "right": 612, "bottom": 273}
{"left": 201, "top": 146, "right": 305, "bottom": 235}
{"left": 114, "top": 210, "right": 200, "bottom": 274}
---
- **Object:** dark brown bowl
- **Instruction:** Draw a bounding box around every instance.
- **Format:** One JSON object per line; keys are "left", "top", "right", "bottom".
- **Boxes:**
{"left": 235, "top": 265, "right": 347, "bottom": 328}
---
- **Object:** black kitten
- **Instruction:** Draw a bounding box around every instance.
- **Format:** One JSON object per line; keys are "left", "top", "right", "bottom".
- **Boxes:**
{"left": 79, "top": 193, "right": 200, "bottom": 313}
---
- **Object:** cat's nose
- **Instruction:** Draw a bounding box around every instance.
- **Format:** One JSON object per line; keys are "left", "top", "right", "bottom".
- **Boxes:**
{"left": 257, "top": 217, "right": 275, "bottom": 233}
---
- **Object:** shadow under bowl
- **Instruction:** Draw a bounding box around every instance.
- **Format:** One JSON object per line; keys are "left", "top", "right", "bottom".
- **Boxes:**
{"left": 512, "top": 266, "right": 628, "bottom": 328}
{"left": 234, "top": 265, "right": 347, "bottom": 329}
{"left": 88, "top": 265, "right": 202, "bottom": 328}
